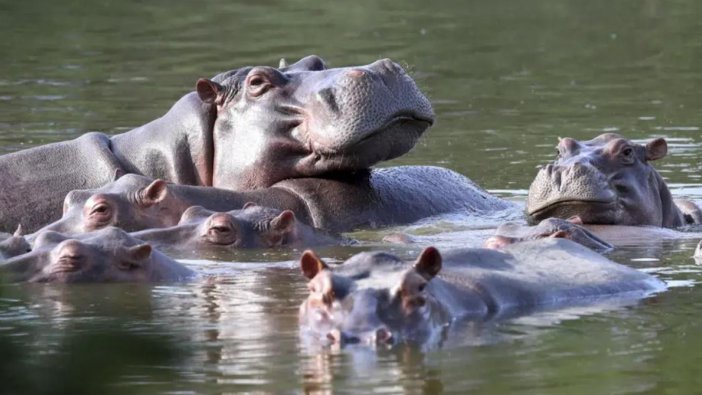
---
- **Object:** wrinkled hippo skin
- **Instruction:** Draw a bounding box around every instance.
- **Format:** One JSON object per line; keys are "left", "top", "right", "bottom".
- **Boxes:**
{"left": 484, "top": 217, "right": 613, "bottom": 252}
{"left": 527, "top": 133, "right": 702, "bottom": 227}
{"left": 132, "top": 204, "right": 342, "bottom": 251}
{"left": 0, "top": 227, "right": 193, "bottom": 283}
{"left": 298, "top": 239, "right": 665, "bottom": 345}
{"left": 0, "top": 55, "right": 434, "bottom": 233}
{"left": 35, "top": 167, "right": 513, "bottom": 236}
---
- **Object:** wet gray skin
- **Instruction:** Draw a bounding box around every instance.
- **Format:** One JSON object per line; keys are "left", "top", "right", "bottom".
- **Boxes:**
{"left": 0, "top": 55, "right": 434, "bottom": 233}
{"left": 298, "top": 239, "right": 665, "bottom": 346}
{"left": 0, "top": 227, "right": 193, "bottom": 283}
{"left": 695, "top": 241, "right": 702, "bottom": 262}
{"left": 35, "top": 166, "right": 510, "bottom": 238}
{"left": 527, "top": 133, "right": 702, "bottom": 227}
{"left": 484, "top": 217, "right": 613, "bottom": 253}
{"left": 131, "top": 204, "right": 342, "bottom": 251}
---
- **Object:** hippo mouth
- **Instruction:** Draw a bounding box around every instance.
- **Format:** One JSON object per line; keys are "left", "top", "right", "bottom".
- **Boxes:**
{"left": 355, "top": 113, "right": 434, "bottom": 146}
{"left": 528, "top": 199, "right": 618, "bottom": 223}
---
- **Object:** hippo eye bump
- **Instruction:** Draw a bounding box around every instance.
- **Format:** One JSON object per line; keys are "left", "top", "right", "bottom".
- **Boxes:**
{"left": 418, "top": 284, "right": 426, "bottom": 292}
{"left": 246, "top": 73, "right": 272, "bottom": 97}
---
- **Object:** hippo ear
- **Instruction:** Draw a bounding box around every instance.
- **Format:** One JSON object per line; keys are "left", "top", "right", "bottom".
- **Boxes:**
{"left": 112, "top": 168, "right": 125, "bottom": 181}
{"left": 196, "top": 78, "right": 225, "bottom": 105}
{"left": 300, "top": 250, "right": 329, "bottom": 279}
{"left": 413, "top": 246, "right": 442, "bottom": 280}
{"left": 483, "top": 235, "right": 513, "bottom": 250}
{"left": 13, "top": 224, "right": 23, "bottom": 237}
{"left": 140, "top": 179, "right": 169, "bottom": 207}
{"left": 242, "top": 202, "right": 257, "bottom": 210}
{"left": 126, "top": 244, "right": 152, "bottom": 262}
{"left": 278, "top": 58, "right": 288, "bottom": 68}
{"left": 645, "top": 138, "right": 667, "bottom": 161}
{"left": 271, "top": 210, "right": 296, "bottom": 233}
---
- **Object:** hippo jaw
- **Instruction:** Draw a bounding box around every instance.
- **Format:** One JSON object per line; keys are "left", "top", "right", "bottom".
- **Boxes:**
{"left": 202, "top": 56, "right": 435, "bottom": 190}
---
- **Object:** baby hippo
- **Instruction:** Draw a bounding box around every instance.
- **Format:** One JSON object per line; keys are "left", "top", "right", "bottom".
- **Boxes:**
{"left": 131, "top": 203, "right": 341, "bottom": 251}
{"left": 0, "top": 226, "right": 31, "bottom": 259}
{"left": 484, "top": 217, "right": 613, "bottom": 252}
{"left": 0, "top": 227, "right": 193, "bottom": 283}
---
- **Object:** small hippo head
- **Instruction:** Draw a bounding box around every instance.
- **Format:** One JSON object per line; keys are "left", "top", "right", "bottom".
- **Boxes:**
{"left": 196, "top": 55, "right": 435, "bottom": 189}
{"left": 178, "top": 204, "right": 304, "bottom": 248}
{"left": 298, "top": 247, "right": 449, "bottom": 345}
{"left": 37, "top": 174, "right": 185, "bottom": 236}
{"left": 527, "top": 134, "right": 682, "bottom": 227}
{"left": 2, "top": 227, "right": 162, "bottom": 283}
{"left": 485, "top": 217, "right": 613, "bottom": 253}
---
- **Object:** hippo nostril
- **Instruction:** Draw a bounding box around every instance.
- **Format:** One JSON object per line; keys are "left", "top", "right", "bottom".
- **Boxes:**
{"left": 347, "top": 69, "right": 366, "bottom": 79}
{"left": 210, "top": 226, "right": 231, "bottom": 234}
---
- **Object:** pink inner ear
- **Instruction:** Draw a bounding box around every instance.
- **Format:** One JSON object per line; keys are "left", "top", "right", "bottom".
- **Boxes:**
{"left": 645, "top": 138, "right": 668, "bottom": 161}
{"left": 129, "top": 244, "right": 152, "bottom": 262}
{"left": 142, "top": 179, "right": 169, "bottom": 205}
{"left": 274, "top": 210, "right": 296, "bottom": 232}
{"left": 300, "top": 250, "right": 327, "bottom": 279}
{"left": 414, "top": 246, "right": 442, "bottom": 279}
{"left": 196, "top": 78, "right": 223, "bottom": 104}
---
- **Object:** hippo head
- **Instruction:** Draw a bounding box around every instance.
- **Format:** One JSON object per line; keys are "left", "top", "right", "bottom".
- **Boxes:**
{"left": 38, "top": 174, "right": 184, "bottom": 236}
{"left": 197, "top": 55, "right": 435, "bottom": 189}
{"left": 2, "top": 228, "right": 157, "bottom": 283}
{"left": 177, "top": 204, "right": 300, "bottom": 248}
{"left": 527, "top": 134, "right": 682, "bottom": 227}
{"left": 484, "top": 217, "right": 613, "bottom": 253}
{"left": 298, "top": 247, "right": 449, "bottom": 345}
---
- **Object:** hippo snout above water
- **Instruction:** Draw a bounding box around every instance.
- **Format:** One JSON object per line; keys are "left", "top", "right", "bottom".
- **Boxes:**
{"left": 527, "top": 133, "right": 702, "bottom": 228}
{"left": 298, "top": 239, "right": 665, "bottom": 346}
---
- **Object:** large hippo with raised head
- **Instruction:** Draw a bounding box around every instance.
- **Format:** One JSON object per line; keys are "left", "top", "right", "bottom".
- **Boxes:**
{"left": 527, "top": 133, "right": 702, "bottom": 227}
{"left": 298, "top": 239, "right": 665, "bottom": 345}
{"left": 0, "top": 56, "right": 434, "bottom": 233}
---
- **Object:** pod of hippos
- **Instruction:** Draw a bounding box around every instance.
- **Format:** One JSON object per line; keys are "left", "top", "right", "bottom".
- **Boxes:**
{"left": 1, "top": 56, "right": 700, "bottom": 346}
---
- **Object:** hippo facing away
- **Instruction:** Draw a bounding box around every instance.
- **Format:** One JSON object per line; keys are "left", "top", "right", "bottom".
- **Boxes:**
{"left": 0, "top": 56, "right": 434, "bottom": 233}
{"left": 298, "top": 239, "right": 665, "bottom": 345}
{"left": 527, "top": 134, "right": 702, "bottom": 227}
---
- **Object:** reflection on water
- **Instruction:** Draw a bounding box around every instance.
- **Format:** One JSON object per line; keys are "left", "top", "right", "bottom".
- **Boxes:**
{"left": 2, "top": 0, "right": 702, "bottom": 393}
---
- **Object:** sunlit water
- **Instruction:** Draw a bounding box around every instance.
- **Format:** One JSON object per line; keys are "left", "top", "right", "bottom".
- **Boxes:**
{"left": 2, "top": 0, "right": 702, "bottom": 393}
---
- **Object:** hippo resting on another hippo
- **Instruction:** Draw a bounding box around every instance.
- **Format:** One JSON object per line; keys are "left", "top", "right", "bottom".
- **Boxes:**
{"left": 31, "top": 169, "right": 511, "bottom": 237}
{"left": 0, "top": 55, "right": 436, "bottom": 233}
{"left": 0, "top": 227, "right": 193, "bottom": 283}
{"left": 298, "top": 239, "right": 665, "bottom": 345}
{"left": 131, "top": 204, "right": 343, "bottom": 252}
{"left": 527, "top": 133, "right": 702, "bottom": 227}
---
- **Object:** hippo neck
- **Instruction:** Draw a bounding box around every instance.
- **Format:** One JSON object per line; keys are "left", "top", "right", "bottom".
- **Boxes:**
{"left": 110, "top": 92, "right": 216, "bottom": 186}
{"left": 654, "top": 171, "right": 686, "bottom": 228}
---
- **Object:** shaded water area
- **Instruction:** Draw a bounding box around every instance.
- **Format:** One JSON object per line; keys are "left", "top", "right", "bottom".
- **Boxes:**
{"left": 2, "top": 0, "right": 702, "bottom": 393}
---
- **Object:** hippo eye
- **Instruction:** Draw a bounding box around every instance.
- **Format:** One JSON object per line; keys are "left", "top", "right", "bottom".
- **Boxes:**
{"left": 418, "top": 284, "right": 426, "bottom": 292}
{"left": 117, "top": 261, "right": 140, "bottom": 271}
{"left": 620, "top": 146, "right": 635, "bottom": 163}
{"left": 90, "top": 203, "right": 112, "bottom": 219}
{"left": 246, "top": 73, "right": 272, "bottom": 97}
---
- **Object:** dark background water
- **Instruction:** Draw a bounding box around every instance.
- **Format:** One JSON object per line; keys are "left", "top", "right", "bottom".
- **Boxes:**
{"left": 1, "top": 0, "right": 702, "bottom": 394}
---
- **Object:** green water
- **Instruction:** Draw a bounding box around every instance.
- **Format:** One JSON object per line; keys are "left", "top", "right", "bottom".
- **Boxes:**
{"left": 1, "top": 0, "right": 702, "bottom": 393}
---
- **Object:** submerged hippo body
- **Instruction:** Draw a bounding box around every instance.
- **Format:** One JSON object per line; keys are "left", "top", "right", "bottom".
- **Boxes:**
{"left": 484, "top": 217, "right": 613, "bottom": 252}
{"left": 299, "top": 239, "right": 665, "bottom": 344}
{"left": 132, "top": 205, "right": 341, "bottom": 251}
{"left": 34, "top": 167, "right": 513, "bottom": 237}
{"left": 527, "top": 134, "right": 702, "bottom": 227}
{"left": 0, "top": 227, "right": 193, "bottom": 283}
{"left": 0, "top": 56, "right": 434, "bottom": 233}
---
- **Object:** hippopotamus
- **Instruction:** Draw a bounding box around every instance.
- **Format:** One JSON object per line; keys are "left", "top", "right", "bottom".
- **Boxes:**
{"left": 484, "top": 217, "right": 613, "bottom": 252}
{"left": 527, "top": 133, "right": 702, "bottom": 227}
{"left": 298, "top": 238, "right": 665, "bottom": 345}
{"left": 0, "top": 56, "right": 434, "bottom": 233}
{"left": 0, "top": 227, "right": 193, "bottom": 283}
{"left": 131, "top": 204, "right": 342, "bottom": 251}
{"left": 0, "top": 226, "right": 31, "bottom": 259}
{"left": 32, "top": 167, "right": 513, "bottom": 236}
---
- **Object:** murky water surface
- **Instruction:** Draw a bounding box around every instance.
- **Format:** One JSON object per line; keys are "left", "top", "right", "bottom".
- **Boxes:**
{"left": 2, "top": 0, "right": 702, "bottom": 393}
